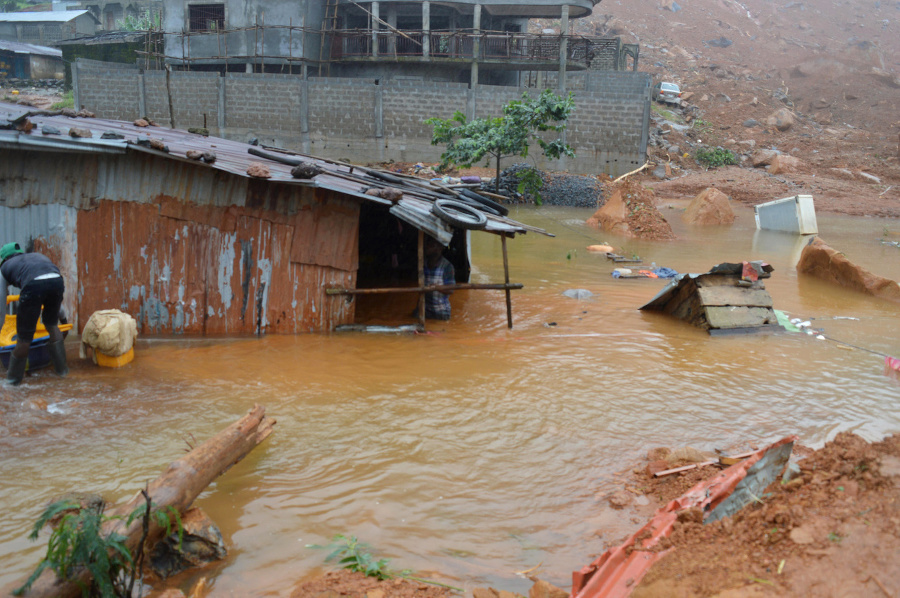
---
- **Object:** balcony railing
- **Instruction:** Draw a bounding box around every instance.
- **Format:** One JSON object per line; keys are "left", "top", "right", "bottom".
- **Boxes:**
{"left": 330, "top": 30, "right": 595, "bottom": 67}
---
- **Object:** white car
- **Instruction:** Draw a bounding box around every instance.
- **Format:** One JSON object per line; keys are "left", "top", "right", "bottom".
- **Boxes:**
{"left": 652, "top": 82, "right": 682, "bottom": 106}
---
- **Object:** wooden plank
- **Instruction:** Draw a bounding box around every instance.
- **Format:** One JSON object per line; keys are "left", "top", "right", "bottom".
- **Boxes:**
{"left": 697, "top": 286, "right": 774, "bottom": 307}
{"left": 705, "top": 306, "right": 777, "bottom": 329}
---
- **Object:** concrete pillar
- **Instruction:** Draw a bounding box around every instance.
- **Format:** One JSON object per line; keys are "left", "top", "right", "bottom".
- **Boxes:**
{"left": 375, "top": 81, "right": 384, "bottom": 162}
{"left": 422, "top": 1, "right": 430, "bottom": 59}
{"left": 217, "top": 74, "right": 226, "bottom": 130}
{"left": 466, "top": 87, "right": 475, "bottom": 121}
{"left": 300, "top": 77, "right": 310, "bottom": 153}
{"left": 386, "top": 5, "right": 397, "bottom": 55}
{"left": 72, "top": 59, "right": 80, "bottom": 110}
{"left": 558, "top": 4, "right": 569, "bottom": 92}
{"left": 471, "top": 3, "right": 481, "bottom": 88}
{"left": 372, "top": 2, "right": 379, "bottom": 57}
{"left": 138, "top": 72, "right": 146, "bottom": 118}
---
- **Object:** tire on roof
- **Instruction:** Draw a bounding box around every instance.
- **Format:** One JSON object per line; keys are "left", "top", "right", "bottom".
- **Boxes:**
{"left": 432, "top": 199, "right": 488, "bottom": 230}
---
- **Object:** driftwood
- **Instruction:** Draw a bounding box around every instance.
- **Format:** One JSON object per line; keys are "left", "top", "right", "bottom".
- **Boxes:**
{"left": 6, "top": 405, "right": 275, "bottom": 598}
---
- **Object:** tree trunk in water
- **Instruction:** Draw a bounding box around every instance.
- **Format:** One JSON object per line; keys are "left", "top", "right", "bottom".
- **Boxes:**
{"left": 5, "top": 405, "right": 276, "bottom": 598}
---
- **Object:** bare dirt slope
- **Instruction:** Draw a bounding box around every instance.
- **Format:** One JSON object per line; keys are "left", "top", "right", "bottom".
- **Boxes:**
{"left": 565, "top": 0, "right": 900, "bottom": 217}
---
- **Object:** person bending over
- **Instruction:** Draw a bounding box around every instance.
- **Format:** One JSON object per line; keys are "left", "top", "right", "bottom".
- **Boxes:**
{"left": 0, "top": 242, "right": 68, "bottom": 385}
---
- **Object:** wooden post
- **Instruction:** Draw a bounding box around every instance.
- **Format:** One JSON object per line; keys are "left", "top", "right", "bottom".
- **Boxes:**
{"left": 501, "top": 233, "right": 513, "bottom": 329}
{"left": 417, "top": 230, "right": 426, "bottom": 327}
{"left": 165, "top": 64, "right": 176, "bottom": 129}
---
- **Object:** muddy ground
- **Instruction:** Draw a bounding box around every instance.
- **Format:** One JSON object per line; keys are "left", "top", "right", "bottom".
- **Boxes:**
{"left": 4, "top": 0, "right": 900, "bottom": 592}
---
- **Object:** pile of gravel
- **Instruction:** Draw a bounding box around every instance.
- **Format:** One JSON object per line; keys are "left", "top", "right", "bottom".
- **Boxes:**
{"left": 483, "top": 162, "right": 538, "bottom": 202}
{"left": 484, "top": 162, "right": 605, "bottom": 207}
{"left": 540, "top": 173, "right": 605, "bottom": 208}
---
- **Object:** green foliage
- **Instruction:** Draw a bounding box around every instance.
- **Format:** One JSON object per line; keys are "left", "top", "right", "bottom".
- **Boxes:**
{"left": 324, "top": 534, "right": 395, "bottom": 581}
{"left": 15, "top": 497, "right": 182, "bottom": 598}
{"left": 116, "top": 10, "right": 161, "bottom": 31}
{"left": 50, "top": 91, "right": 75, "bottom": 111}
{"left": 14, "top": 501, "right": 131, "bottom": 597}
{"left": 694, "top": 147, "right": 738, "bottom": 168}
{"left": 692, "top": 118, "right": 714, "bottom": 135}
{"left": 0, "top": 0, "right": 29, "bottom": 12}
{"left": 426, "top": 89, "right": 575, "bottom": 204}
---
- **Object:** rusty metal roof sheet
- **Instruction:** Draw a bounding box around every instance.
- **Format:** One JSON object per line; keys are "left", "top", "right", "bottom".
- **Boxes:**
{"left": 0, "top": 101, "right": 552, "bottom": 238}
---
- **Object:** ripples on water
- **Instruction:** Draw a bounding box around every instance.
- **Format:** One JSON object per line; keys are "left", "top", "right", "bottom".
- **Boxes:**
{"left": 0, "top": 206, "right": 897, "bottom": 595}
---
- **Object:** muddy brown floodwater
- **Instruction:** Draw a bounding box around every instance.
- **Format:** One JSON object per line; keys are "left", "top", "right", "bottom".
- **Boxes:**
{"left": 0, "top": 202, "right": 898, "bottom": 596}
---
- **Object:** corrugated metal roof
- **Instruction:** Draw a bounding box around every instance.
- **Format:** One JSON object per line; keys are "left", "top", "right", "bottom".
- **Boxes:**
{"left": 0, "top": 10, "right": 93, "bottom": 23}
{"left": 0, "top": 101, "right": 551, "bottom": 238}
{"left": 0, "top": 39, "right": 63, "bottom": 57}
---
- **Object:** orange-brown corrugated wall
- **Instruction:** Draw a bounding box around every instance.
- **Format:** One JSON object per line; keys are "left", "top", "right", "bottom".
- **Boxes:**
{"left": 75, "top": 188, "right": 359, "bottom": 335}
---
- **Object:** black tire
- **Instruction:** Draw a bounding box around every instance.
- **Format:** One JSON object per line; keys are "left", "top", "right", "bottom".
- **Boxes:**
{"left": 367, "top": 170, "right": 405, "bottom": 185}
{"left": 432, "top": 199, "right": 488, "bottom": 230}
{"left": 458, "top": 188, "right": 510, "bottom": 217}
{"left": 451, "top": 193, "right": 502, "bottom": 217}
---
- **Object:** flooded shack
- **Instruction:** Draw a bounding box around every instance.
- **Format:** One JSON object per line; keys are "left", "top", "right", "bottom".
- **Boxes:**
{"left": 0, "top": 103, "right": 548, "bottom": 335}
{"left": 640, "top": 262, "right": 780, "bottom": 335}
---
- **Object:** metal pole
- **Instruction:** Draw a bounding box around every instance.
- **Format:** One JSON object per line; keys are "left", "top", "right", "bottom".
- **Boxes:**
{"left": 501, "top": 234, "right": 513, "bottom": 329}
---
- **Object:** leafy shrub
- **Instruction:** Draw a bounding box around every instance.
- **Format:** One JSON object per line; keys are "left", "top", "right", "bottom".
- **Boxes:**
{"left": 694, "top": 147, "right": 738, "bottom": 168}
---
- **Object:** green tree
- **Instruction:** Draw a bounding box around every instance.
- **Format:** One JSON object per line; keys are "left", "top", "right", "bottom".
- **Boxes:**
{"left": 426, "top": 89, "right": 575, "bottom": 204}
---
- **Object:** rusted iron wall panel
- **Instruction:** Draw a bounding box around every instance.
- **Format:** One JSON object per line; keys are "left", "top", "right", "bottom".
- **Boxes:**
{"left": 76, "top": 199, "right": 357, "bottom": 336}
{"left": 290, "top": 188, "right": 360, "bottom": 272}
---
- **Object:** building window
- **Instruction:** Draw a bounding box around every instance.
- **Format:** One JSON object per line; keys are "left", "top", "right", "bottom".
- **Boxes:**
{"left": 43, "top": 24, "right": 62, "bottom": 41}
{"left": 189, "top": 4, "right": 225, "bottom": 32}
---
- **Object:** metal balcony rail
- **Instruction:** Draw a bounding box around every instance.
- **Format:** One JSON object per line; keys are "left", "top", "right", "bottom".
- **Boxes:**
{"left": 331, "top": 29, "right": 596, "bottom": 65}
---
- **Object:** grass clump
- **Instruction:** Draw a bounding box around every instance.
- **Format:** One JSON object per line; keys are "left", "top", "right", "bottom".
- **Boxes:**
{"left": 50, "top": 90, "right": 74, "bottom": 110}
{"left": 694, "top": 147, "right": 738, "bottom": 168}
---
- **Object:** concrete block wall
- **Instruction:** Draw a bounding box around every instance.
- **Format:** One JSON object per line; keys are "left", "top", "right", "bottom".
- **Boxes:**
{"left": 380, "top": 81, "right": 469, "bottom": 163}
{"left": 73, "top": 60, "right": 649, "bottom": 176}
{"left": 74, "top": 59, "right": 140, "bottom": 120}
{"left": 225, "top": 73, "right": 302, "bottom": 132}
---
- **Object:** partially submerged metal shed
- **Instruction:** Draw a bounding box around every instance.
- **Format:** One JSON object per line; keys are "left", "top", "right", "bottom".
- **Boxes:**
{"left": 0, "top": 102, "right": 549, "bottom": 335}
{"left": 640, "top": 262, "right": 780, "bottom": 335}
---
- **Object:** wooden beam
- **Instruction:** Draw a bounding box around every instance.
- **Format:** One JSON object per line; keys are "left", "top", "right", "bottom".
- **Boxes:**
{"left": 501, "top": 234, "right": 513, "bottom": 329}
{"left": 417, "top": 230, "right": 425, "bottom": 328}
{"left": 326, "top": 283, "right": 524, "bottom": 295}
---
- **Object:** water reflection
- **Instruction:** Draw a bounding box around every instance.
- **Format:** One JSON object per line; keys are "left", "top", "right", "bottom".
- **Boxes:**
{"left": 0, "top": 205, "right": 898, "bottom": 596}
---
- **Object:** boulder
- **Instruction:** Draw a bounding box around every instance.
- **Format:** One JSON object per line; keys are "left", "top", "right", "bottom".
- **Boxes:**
{"left": 797, "top": 237, "right": 900, "bottom": 303}
{"left": 607, "top": 490, "right": 633, "bottom": 510}
{"left": 742, "top": 119, "right": 758, "bottom": 128}
{"left": 768, "top": 154, "right": 805, "bottom": 174}
{"left": 751, "top": 149, "right": 779, "bottom": 167}
{"left": 870, "top": 67, "right": 900, "bottom": 89}
{"left": 682, "top": 188, "right": 735, "bottom": 225}
{"left": 587, "top": 181, "right": 675, "bottom": 241}
{"left": 766, "top": 108, "right": 795, "bottom": 132}
{"left": 529, "top": 579, "right": 568, "bottom": 598}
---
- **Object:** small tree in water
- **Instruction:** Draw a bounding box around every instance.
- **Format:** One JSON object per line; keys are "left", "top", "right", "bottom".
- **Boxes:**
{"left": 426, "top": 89, "right": 575, "bottom": 204}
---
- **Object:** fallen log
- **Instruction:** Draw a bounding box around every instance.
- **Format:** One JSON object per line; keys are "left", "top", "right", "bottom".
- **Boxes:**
{"left": 6, "top": 405, "right": 275, "bottom": 598}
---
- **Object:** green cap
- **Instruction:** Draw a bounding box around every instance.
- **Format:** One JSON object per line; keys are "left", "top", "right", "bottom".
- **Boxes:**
{"left": 0, "top": 242, "right": 24, "bottom": 263}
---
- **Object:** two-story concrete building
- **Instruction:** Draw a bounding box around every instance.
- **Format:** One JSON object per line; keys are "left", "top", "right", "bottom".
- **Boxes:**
{"left": 163, "top": 0, "right": 602, "bottom": 87}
